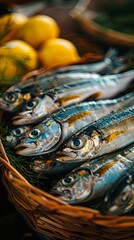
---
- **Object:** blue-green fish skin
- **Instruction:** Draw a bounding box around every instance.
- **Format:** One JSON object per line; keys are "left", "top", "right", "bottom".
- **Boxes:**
{"left": 56, "top": 106, "right": 134, "bottom": 162}
{"left": 12, "top": 69, "right": 134, "bottom": 126}
{"left": 102, "top": 168, "right": 134, "bottom": 216}
{"left": 51, "top": 143, "right": 134, "bottom": 204}
{"left": 14, "top": 92, "right": 134, "bottom": 156}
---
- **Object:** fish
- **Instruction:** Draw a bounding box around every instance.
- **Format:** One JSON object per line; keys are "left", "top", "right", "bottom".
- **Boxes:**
{"left": 101, "top": 168, "right": 134, "bottom": 215}
{"left": 0, "top": 48, "right": 128, "bottom": 113}
{"left": 50, "top": 143, "right": 134, "bottom": 204}
{"left": 0, "top": 71, "right": 100, "bottom": 113}
{"left": 12, "top": 69, "right": 134, "bottom": 126}
{"left": 56, "top": 106, "right": 134, "bottom": 163}
{"left": 4, "top": 125, "right": 32, "bottom": 148}
{"left": 14, "top": 91, "right": 134, "bottom": 156}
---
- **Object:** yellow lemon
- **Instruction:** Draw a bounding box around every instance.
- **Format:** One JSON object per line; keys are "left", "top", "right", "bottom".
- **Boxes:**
{"left": 0, "top": 39, "right": 38, "bottom": 85}
{"left": 38, "top": 38, "right": 80, "bottom": 67}
{"left": 17, "top": 15, "right": 60, "bottom": 49}
{"left": 0, "top": 13, "right": 28, "bottom": 44}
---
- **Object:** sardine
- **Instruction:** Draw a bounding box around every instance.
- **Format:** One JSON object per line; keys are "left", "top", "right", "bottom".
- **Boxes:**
{"left": 12, "top": 69, "right": 134, "bottom": 125}
{"left": 50, "top": 143, "right": 134, "bottom": 204}
{"left": 4, "top": 126, "right": 32, "bottom": 148}
{"left": 101, "top": 168, "right": 134, "bottom": 215}
{"left": 15, "top": 92, "right": 134, "bottom": 156}
{"left": 0, "top": 71, "right": 100, "bottom": 112}
{"left": 0, "top": 48, "right": 129, "bottom": 113}
{"left": 56, "top": 106, "right": 134, "bottom": 162}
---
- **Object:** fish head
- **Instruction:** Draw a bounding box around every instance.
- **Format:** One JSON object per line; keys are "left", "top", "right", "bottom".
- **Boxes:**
{"left": 12, "top": 94, "right": 56, "bottom": 125}
{"left": 15, "top": 118, "right": 62, "bottom": 156}
{"left": 4, "top": 126, "right": 31, "bottom": 148}
{"left": 51, "top": 167, "right": 93, "bottom": 203}
{"left": 0, "top": 88, "right": 24, "bottom": 112}
{"left": 103, "top": 172, "right": 134, "bottom": 215}
{"left": 56, "top": 133, "right": 94, "bottom": 162}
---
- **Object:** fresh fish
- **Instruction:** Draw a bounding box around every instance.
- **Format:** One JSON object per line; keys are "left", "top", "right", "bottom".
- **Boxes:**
{"left": 50, "top": 143, "right": 134, "bottom": 204}
{"left": 4, "top": 126, "right": 32, "bottom": 148}
{"left": 12, "top": 69, "right": 134, "bottom": 125}
{"left": 56, "top": 106, "right": 134, "bottom": 162}
{"left": 0, "top": 71, "right": 100, "bottom": 112}
{"left": 101, "top": 168, "right": 134, "bottom": 215}
{"left": 0, "top": 48, "right": 128, "bottom": 113}
{"left": 14, "top": 91, "right": 134, "bottom": 156}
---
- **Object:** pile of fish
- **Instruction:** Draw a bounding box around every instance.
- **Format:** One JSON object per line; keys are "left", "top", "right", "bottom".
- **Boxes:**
{"left": 0, "top": 48, "right": 134, "bottom": 216}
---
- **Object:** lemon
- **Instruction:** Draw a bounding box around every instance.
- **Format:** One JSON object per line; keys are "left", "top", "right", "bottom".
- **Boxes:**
{"left": 0, "top": 13, "right": 28, "bottom": 44}
{"left": 0, "top": 39, "right": 38, "bottom": 85}
{"left": 17, "top": 15, "right": 60, "bottom": 49}
{"left": 38, "top": 38, "right": 80, "bottom": 67}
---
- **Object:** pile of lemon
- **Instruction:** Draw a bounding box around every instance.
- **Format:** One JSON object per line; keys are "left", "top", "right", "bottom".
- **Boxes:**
{"left": 0, "top": 13, "right": 80, "bottom": 85}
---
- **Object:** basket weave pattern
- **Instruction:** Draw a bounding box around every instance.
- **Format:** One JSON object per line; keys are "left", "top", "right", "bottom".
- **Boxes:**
{"left": 0, "top": 140, "right": 134, "bottom": 240}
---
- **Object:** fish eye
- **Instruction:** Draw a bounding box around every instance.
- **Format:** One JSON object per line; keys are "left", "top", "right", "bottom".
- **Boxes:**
{"left": 3, "top": 92, "right": 18, "bottom": 103}
{"left": 70, "top": 137, "right": 84, "bottom": 149}
{"left": 62, "top": 176, "right": 75, "bottom": 186}
{"left": 29, "top": 129, "right": 41, "bottom": 138}
{"left": 26, "top": 99, "right": 37, "bottom": 110}
{"left": 120, "top": 191, "right": 131, "bottom": 203}
{"left": 12, "top": 128, "right": 25, "bottom": 136}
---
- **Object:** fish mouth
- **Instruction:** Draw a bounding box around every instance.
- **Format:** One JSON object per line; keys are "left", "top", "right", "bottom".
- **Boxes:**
{"left": 12, "top": 113, "right": 32, "bottom": 125}
{"left": 56, "top": 149, "right": 79, "bottom": 162}
{"left": 15, "top": 142, "right": 37, "bottom": 156}
{"left": 50, "top": 188, "right": 73, "bottom": 202}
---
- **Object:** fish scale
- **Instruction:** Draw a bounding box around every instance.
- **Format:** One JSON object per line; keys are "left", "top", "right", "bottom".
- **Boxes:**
{"left": 11, "top": 69, "right": 134, "bottom": 126}
{"left": 50, "top": 143, "right": 134, "bottom": 204}
{"left": 14, "top": 92, "right": 134, "bottom": 156}
{"left": 56, "top": 106, "right": 134, "bottom": 162}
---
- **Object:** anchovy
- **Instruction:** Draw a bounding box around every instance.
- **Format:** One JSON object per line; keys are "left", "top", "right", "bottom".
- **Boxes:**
{"left": 101, "top": 168, "right": 134, "bottom": 215}
{"left": 50, "top": 143, "right": 134, "bottom": 204}
{"left": 12, "top": 69, "right": 134, "bottom": 125}
{"left": 56, "top": 106, "right": 134, "bottom": 162}
{"left": 14, "top": 92, "right": 134, "bottom": 156}
{"left": 0, "top": 48, "right": 129, "bottom": 113}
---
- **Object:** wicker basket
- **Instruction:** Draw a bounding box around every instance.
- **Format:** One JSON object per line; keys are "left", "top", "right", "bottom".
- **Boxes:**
{"left": 0, "top": 140, "right": 134, "bottom": 240}
{"left": 0, "top": 47, "right": 134, "bottom": 239}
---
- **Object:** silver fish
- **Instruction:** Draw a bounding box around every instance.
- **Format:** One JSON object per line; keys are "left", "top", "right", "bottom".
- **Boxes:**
{"left": 12, "top": 69, "right": 134, "bottom": 125}
{"left": 15, "top": 92, "right": 134, "bottom": 156}
{"left": 0, "top": 48, "right": 119, "bottom": 113}
{"left": 56, "top": 106, "right": 134, "bottom": 162}
{"left": 101, "top": 168, "right": 134, "bottom": 215}
{"left": 4, "top": 126, "right": 32, "bottom": 148}
{"left": 50, "top": 143, "right": 134, "bottom": 204}
{"left": 0, "top": 72, "right": 100, "bottom": 113}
